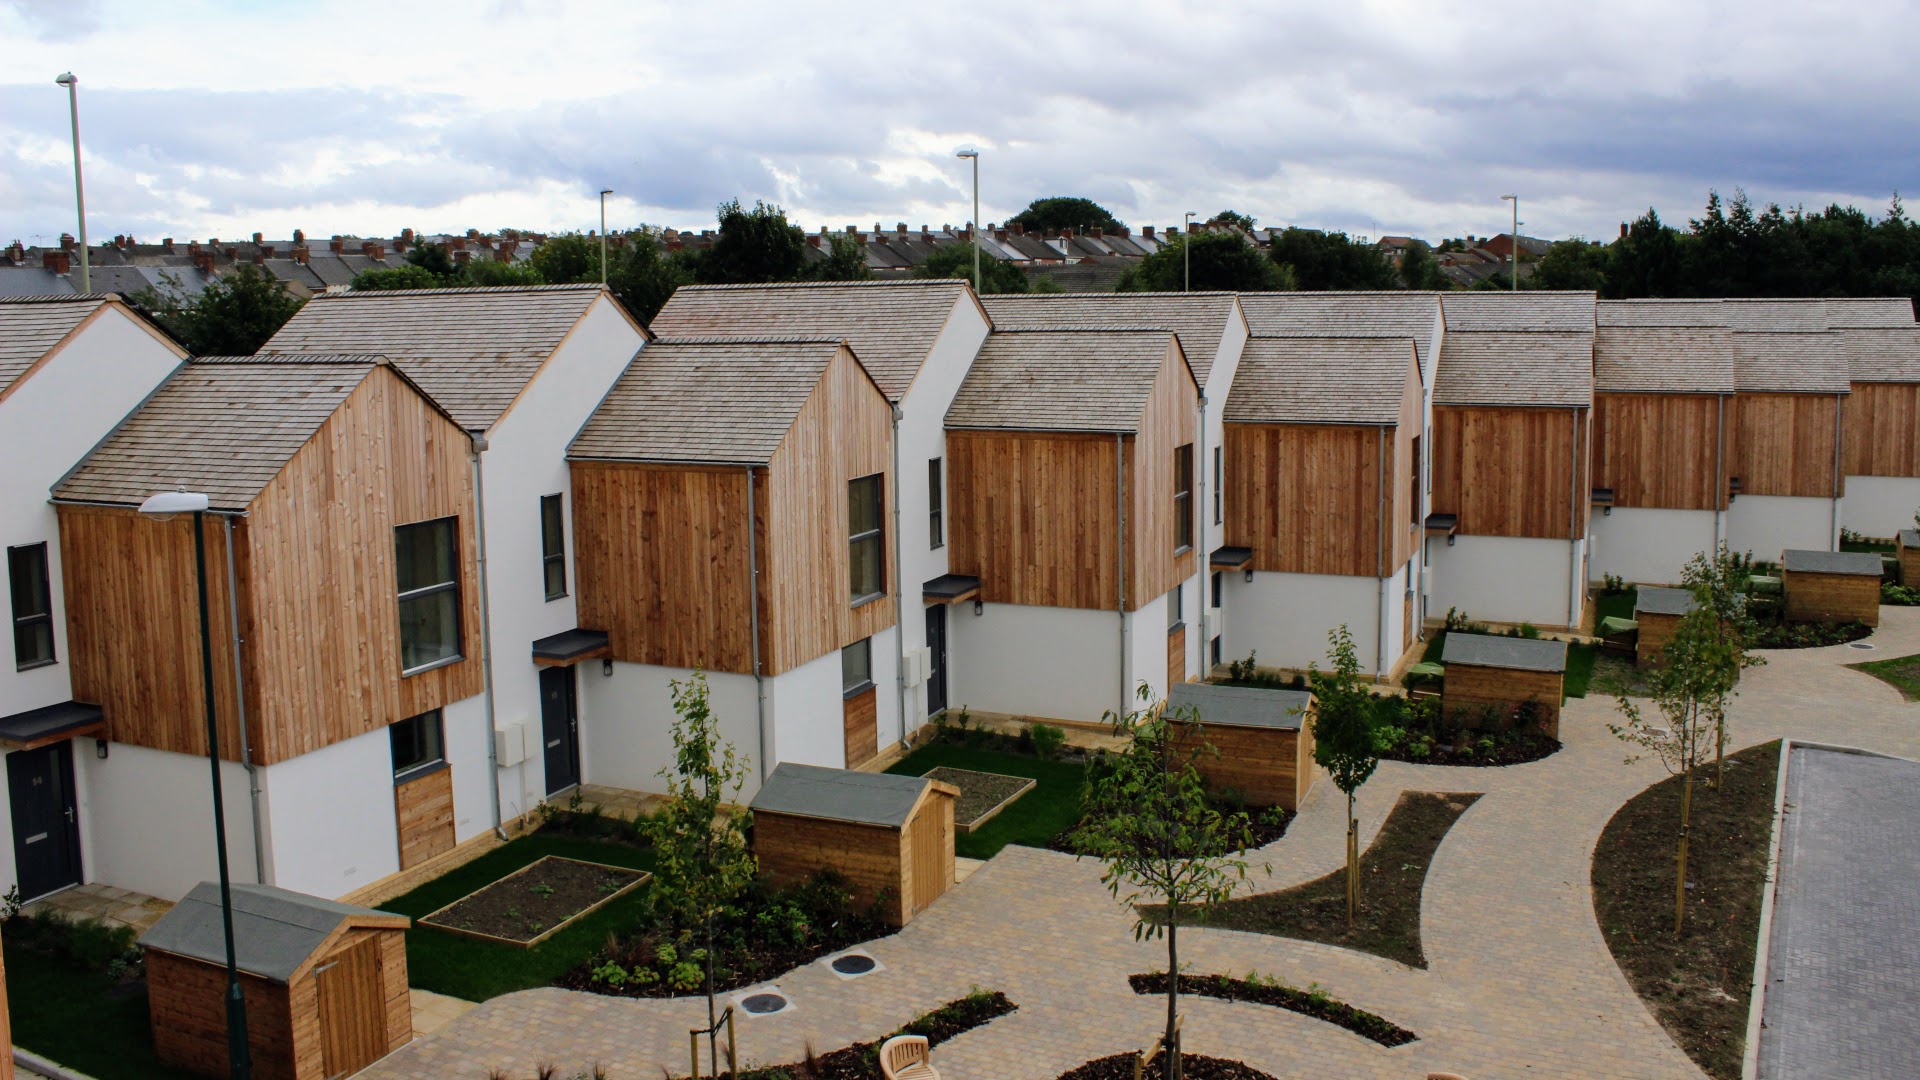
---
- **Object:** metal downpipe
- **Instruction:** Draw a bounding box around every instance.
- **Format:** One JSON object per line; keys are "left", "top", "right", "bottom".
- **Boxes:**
{"left": 471, "top": 435, "right": 507, "bottom": 841}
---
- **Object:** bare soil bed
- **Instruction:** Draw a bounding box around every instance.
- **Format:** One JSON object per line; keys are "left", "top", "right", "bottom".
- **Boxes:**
{"left": 922, "top": 765, "right": 1036, "bottom": 831}
{"left": 420, "top": 855, "right": 645, "bottom": 945}
{"left": 1130, "top": 973, "right": 1415, "bottom": 1046}
{"left": 708, "top": 990, "right": 1016, "bottom": 1079}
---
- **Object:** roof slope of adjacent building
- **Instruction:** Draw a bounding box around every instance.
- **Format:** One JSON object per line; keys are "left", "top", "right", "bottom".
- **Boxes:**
{"left": 1441, "top": 291, "right": 1597, "bottom": 332}
{"left": 1732, "top": 331, "right": 1851, "bottom": 393}
{"left": 945, "top": 328, "right": 1186, "bottom": 433}
{"left": 1595, "top": 298, "right": 1729, "bottom": 328}
{"left": 1725, "top": 299, "right": 1831, "bottom": 332}
{"left": 1839, "top": 326, "right": 1920, "bottom": 382}
{"left": 648, "top": 279, "right": 974, "bottom": 400}
{"left": 980, "top": 292, "right": 1239, "bottom": 383}
{"left": 53, "top": 356, "right": 407, "bottom": 511}
{"left": 0, "top": 294, "right": 113, "bottom": 397}
{"left": 1238, "top": 292, "right": 1442, "bottom": 372}
{"left": 262, "top": 284, "right": 612, "bottom": 430}
{"left": 1593, "top": 325, "right": 1737, "bottom": 394}
{"left": 568, "top": 338, "right": 870, "bottom": 465}
{"left": 1226, "top": 336, "right": 1416, "bottom": 424}
{"left": 1822, "top": 297, "right": 1915, "bottom": 328}
{"left": 1434, "top": 331, "right": 1593, "bottom": 407}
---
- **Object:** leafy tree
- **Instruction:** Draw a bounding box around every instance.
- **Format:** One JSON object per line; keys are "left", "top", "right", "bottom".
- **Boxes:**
{"left": 797, "top": 232, "right": 873, "bottom": 282}
{"left": 1527, "top": 239, "right": 1610, "bottom": 291}
{"left": 643, "top": 672, "right": 756, "bottom": 1077}
{"left": 696, "top": 199, "right": 807, "bottom": 285}
{"left": 461, "top": 257, "right": 544, "bottom": 287}
{"left": 1605, "top": 209, "right": 1686, "bottom": 298}
{"left": 1213, "top": 209, "right": 1257, "bottom": 231}
{"left": 607, "top": 230, "right": 698, "bottom": 323}
{"left": 1677, "top": 546, "right": 1767, "bottom": 787}
{"left": 1007, "top": 196, "right": 1124, "bottom": 234}
{"left": 915, "top": 241, "right": 1028, "bottom": 293}
{"left": 528, "top": 232, "right": 602, "bottom": 284}
{"left": 1308, "top": 625, "right": 1380, "bottom": 923}
{"left": 1073, "top": 684, "right": 1257, "bottom": 1080}
{"left": 129, "top": 264, "right": 305, "bottom": 355}
{"left": 349, "top": 263, "right": 449, "bottom": 291}
{"left": 1117, "top": 230, "right": 1291, "bottom": 292}
{"left": 1270, "top": 227, "right": 1398, "bottom": 290}
{"left": 403, "top": 241, "right": 459, "bottom": 279}
{"left": 1397, "top": 239, "right": 1449, "bottom": 290}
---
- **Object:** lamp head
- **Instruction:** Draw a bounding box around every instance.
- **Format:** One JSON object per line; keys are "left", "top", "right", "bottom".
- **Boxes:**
{"left": 955, "top": 149, "right": 978, "bottom": 160}
{"left": 138, "top": 490, "right": 211, "bottom": 517}
{"left": 55, "top": 73, "right": 77, "bottom": 86}
{"left": 599, "top": 188, "right": 613, "bottom": 196}
{"left": 1500, "top": 194, "right": 1516, "bottom": 202}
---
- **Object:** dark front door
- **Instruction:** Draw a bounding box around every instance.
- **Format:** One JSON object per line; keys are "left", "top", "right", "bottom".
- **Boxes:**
{"left": 539, "top": 666, "right": 581, "bottom": 795}
{"left": 924, "top": 605, "right": 948, "bottom": 716}
{"left": 8, "top": 742, "right": 81, "bottom": 901}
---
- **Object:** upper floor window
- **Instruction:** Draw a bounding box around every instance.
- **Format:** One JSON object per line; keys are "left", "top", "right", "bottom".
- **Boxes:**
{"left": 1212, "top": 446, "right": 1223, "bottom": 525}
{"left": 395, "top": 517, "right": 463, "bottom": 674}
{"left": 8, "top": 543, "right": 54, "bottom": 671}
{"left": 1168, "top": 583, "right": 1183, "bottom": 632}
{"left": 541, "top": 493, "right": 567, "bottom": 600}
{"left": 391, "top": 708, "right": 446, "bottom": 782}
{"left": 849, "top": 474, "right": 885, "bottom": 605}
{"left": 1173, "top": 443, "right": 1194, "bottom": 552}
{"left": 1409, "top": 436, "right": 1422, "bottom": 526}
{"left": 842, "top": 637, "right": 873, "bottom": 697}
{"left": 928, "top": 458, "right": 944, "bottom": 550}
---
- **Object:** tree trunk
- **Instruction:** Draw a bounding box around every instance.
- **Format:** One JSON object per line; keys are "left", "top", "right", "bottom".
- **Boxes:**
{"left": 1165, "top": 914, "right": 1181, "bottom": 1080}
{"left": 705, "top": 917, "right": 719, "bottom": 1077}
{"left": 1674, "top": 767, "right": 1693, "bottom": 935}
{"left": 1345, "top": 791, "right": 1359, "bottom": 925}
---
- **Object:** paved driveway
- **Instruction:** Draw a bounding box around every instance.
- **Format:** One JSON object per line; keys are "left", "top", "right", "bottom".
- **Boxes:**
{"left": 362, "top": 608, "right": 1920, "bottom": 1080}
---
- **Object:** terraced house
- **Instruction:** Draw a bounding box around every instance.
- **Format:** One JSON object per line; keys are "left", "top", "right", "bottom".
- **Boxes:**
{"left": 1721, "top": 300, "right": 1850, "bottom": 559}
{"left": 1831, "top": 297, "right": 1920, "bottom": 536}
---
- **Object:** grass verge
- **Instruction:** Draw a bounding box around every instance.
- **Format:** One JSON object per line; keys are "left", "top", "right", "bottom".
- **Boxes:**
{"left": 1848, "top": 652, "right": 1920, "bottom": 700}
{"left": 1590, "top": 740, "right": 1780, "bottom": 1080}
{"left": 887, "top": 744, "right": 1084, "bottom": 859}
{"left": 4, "top": 919, "right": 199, "bottom": 1080}
{"left": 1144, "top": 790, "right": 1481, "bottom": 968}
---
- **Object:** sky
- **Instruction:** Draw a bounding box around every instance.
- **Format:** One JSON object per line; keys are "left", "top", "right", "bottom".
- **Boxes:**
{"left": 4, "top": 0, "right": 1917, "bottom": 247}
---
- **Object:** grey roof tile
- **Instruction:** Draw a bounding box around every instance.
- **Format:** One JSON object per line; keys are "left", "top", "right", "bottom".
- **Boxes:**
{"left": 1782, "top": 549, "right": 1882, "bottom": 575}
{"left": 1238, "top": 292, "right": 1442, "bottom": 372}
{"left": 981, "top": 293, "right": 1238, "bottom": 383}
{"left": 1840, "top": 327, "right": 1920, "bottom": 383}
{"left": 1167, "top": 681, "right": 1310, "bottom": 730}
{"left": 945, "top": 328, "right": 1184, "bottom": 433}
{"left": 1821, "top": 297, "right": 1915, "bottom": 328}
{"left": 1225, "top": 337, "right": 1416, "bottom": 424}
{"left": 1725, "top": 299, "right": 1830, "bottom": 332}
{"left": 1434, "top": 331, "right": 1593, "bottom": 407}
{"left": 0, "top": 295, "right": 110, "bottom": 395}
{"left": 1441, "top": 291, "right": 1596, "bottom": 332}
{"left": 1595, "top": 299, "right": 1729, "bottom": 328}
{"left": 750, "top": 762, "right": 931, "bottom": 827}
{"left": 1593, "top": 326, "right": 1737, "bottom": 394}
{"left": 1732, "top": 331, "right": 1851, "bottom": 393}
{"left": 140, "top": 882, "right": 401, "bottom": 984}
{"left": 1442, "top": 632, "right": 1568, "bottom": 673}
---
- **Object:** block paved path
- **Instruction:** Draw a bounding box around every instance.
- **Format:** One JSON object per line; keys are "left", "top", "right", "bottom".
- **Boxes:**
{"left": 360, "top": 608, "right": 1920, "bottom": 1080}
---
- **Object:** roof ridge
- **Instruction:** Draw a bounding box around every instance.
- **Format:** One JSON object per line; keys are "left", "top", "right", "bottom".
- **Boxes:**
{"left": 0, "top": 293, "right": 114, "bottom": 305}
{"left": 677, "top": 279, "right": 966, "bottom": 291}
{"left": 650, "top": 335, "right": 846, "bottom": 346}
{"left": 192, "top": 353, "right": 390, "bottom": 365}
{"left": 991, "top": 325, "right": 1173, "bottom": 334}
{"left": 309, "top": 284, "right": 602, "bottom": 299}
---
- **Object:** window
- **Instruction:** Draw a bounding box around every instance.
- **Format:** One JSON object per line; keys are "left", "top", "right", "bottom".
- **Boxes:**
{"left": 1212, "top": 446, "right": 1223, "bottom": 525}
{"left": 928, "top": 458, "right": 944, "bottom": 549}
{"left": 1211, "top": 571, "right": 1222, "bottom": 609}
{"left": 1173, "top": 444, "right": 1194, "bottom": 552}
{"left": 1168, "top": 584, "right": 1183, "bottom": 631}
{"left": 1409, "top": 436, "right": 1422, "bottom": 526}
{"left": 390, "top": 709, "right": 446, "bottom": 782}
{"left": 540, "top": 494, "right": 567, "bottom": 600}
{"left": 395, "top": 517, "right": 463, "bottom": 673}
{"left": 8, "top": 543, "right": 54, "bottom": 670}
{"left": 849, "top": 473, "right": 885, "bottom": 604}
{"left": 842, "top": 637, "right": 873, "bottom": 696}
{"left": 1210, "top": 635, "right": 1222, "bottom": 668}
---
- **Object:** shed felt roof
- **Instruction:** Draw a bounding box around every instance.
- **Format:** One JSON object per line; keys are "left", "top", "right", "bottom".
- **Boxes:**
{"left": 139, "top": 882, "right": 405, "bottom": 984}
{"left": 1634, "top": 586, "right": 1699, "bottom": 617}
{"left": 1167, "top": 681, "right": 1310, "bottom": 731}
{"left": 1442, "top": 633, "right": 1569, "bottom": 673}
{"left": 1226, "top": 337, "right": 1415, "bottom": 424}
{"left": 568, "top": 338, "right": 857, "bottom": 465}
{"left": 54, "top": 356, "right": 394, "bottom": 511}
{"left": 1901, "top": 528, "right": 1920, "bottom": 548}
{"left": 1725, "top": 299, "right": 1830, "bottom": 332}
{"left": 1840, "top": 327, "right": 1920, "bottom": 383}
{"left": 1782, "top": 549, "right": 1883, "bottom": 576}
{"left": 0, "top": 294, "right": 110, "bottom": 397}
{"left": 263, "top": 284, "right": 607, "bottom": 430}
{"left": 1595, "top": 299, "right": 1729, "bottom": 328}
{"left": 1441, "top": 291, "right": 1596, "bottom": 332}
{"left": 750, "top": 763, "right": 932, "bottom": 827}
{"left": 650, "top": 280, "right": 972, "bottom": 400}
{"left": 980, "top": 293, "right": 1238, "bottom": 384}
{"left": 1433, "top": 331, "right": 1593, "bottom": 407}
{"left": 1593, "top": 326, "right": 1737, "bottom": 394}
{"left": 946, "top": 328, "right": 1184, "bottom": 433}
{"left": 1237, "top": 292, "right": 1442, "bottom": 372}
{"left": 1732, "top": 332, "right": 1851, "bottom": 393}
{"left": 1822, "top": 297, "right": 1915, "bottom": 328}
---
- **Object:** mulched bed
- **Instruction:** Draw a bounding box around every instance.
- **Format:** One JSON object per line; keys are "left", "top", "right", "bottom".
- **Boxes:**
{"left": 420, "top": 856, "right": 644, "bottom": 944}
{"left": 1147, "top": 791, "right": 1481, "bottom": 968}
{"left": 1377, "top": 731, "right": 1559, "bottom": 767}
{"left": 708, "top": 990, "right": 1016, "bottom": 1079}
{"left": 1056, "top": 1052, "right": 1281, "bottom": 1079}
{"left": 922, "top": 766, "right": 1036, "bottom": 829}
{"left": 1591, "top": 740, "right": 1780, "bottom": 1080}
{"left": 1752, "top": 620, "right": 1872, "bottom": 649}
{"left": 1044, "top": 801, "right": 1293, "bottom": 856}
{"left": 1129, "top": 973, "right": 1416, "bottom": 1047}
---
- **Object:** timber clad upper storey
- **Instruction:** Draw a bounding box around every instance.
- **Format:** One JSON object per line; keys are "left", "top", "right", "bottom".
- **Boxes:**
{"left": 1726, "top": 302, "right": 1850, "bottom": 501}
{"left": 1832, "top": 299, "right": 1920, "bottom": 481}
{"left": 1592, "top": 300, "right": 1736, "bottom": 512}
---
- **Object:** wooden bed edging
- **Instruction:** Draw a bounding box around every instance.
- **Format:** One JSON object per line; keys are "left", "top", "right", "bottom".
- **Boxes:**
{"left": 417, "top": 855, "right": 650, "bottom": 949}
{"left": 920, "top": 768, "right": 1037, "bottom": 834}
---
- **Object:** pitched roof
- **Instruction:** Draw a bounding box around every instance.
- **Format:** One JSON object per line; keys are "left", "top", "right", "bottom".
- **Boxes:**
{"left": 1634, "top": 586, "right": 1698, "bottom": 617}
{"left": 1724, "top": 299, "right": 1830, "bottom": 332}
{"left": 1434, "top": 331, "right": 1593, "bottom": 407}
{"left": 0, "top": 294, "right": 111, "bottom": 397}
{"left": 980, "top": 293, "right": 1238, "bottom": 383}
{"left": 945, "top": 328, "right": 1184, "bottom": 433}
{"left": 1226, "top": 337, "right": 1416, "bottom": 424}
{"left": 568, "top": 338, "right": 863, "bottom": 465}
{"left": 1442, "top": 632, "right": 1569, "bottom": 673}
{"left": 1595, "top": 298, "right": 1728, "bottom": 328}
{"left": 750, "top": 763, "right": 933, "bottom": 827}
{"left": 1166, "top": 681, "right": 1311, "bottom": 731}
{"left": 1841, "top": 327, "right": 1920, "bottom": 383}
{"left": 1822, "top": 297, "right": 1915, "bottom": 328}
{"left": 1732, "top": 331, "right": 1851, "bottom": 393}
{"left": 140, "top": 882, "right": 404, "bottom": 984}
{"left": 53, "top": 356, "right": 402, "bottom": 511}
{"left": 1238, "top": 292, "right": 1442, "bottom": 371}
{"left": 1441, "top": 291, "right": 1596, "bottom": 332}
{"left": 1593, "top": 326, "right": 1737, "bottom": 394}
{"left": 1782, "top": 549, "right": 1883, "bottom": 576}
{"left": 262, "top": 284, "right": 608, "bottom": 430}
{"left": 649, "top": 280, "right": 972, "bottom": 399}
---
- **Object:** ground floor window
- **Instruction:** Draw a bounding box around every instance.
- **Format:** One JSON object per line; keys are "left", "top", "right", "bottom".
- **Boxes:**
{"left": 391, "top": 709, "right": 446, "bottom": 781}
{"left": 842, "top": 637, "right": 873, "bottom": 697}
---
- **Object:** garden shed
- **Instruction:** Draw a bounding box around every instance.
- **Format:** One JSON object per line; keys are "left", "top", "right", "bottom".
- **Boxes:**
{"left": 1899, "top": 528, "right": 1920, "bottom": 585}
{"left": 1633, "top": 586, "right": 1699, "bottom": 669}
{"left": 1166, "top": 682, "right": 1318, "bottom": 811}
{"left": 1440, "top": 634, "right": 1568, "bottom": 737}
{"left": 750, "top": 763, "right": 958, "bottom": 927}
{"left": 1782, "top": 549, "right": 1884, "bottom": 627}
{"left": 140, "top": 882, "right": 411, "bottom": 1080}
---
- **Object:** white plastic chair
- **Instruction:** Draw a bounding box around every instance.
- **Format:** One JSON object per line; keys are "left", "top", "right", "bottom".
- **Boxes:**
{"left": 879, "top": 1034, "right": 940, "bottom": 1080}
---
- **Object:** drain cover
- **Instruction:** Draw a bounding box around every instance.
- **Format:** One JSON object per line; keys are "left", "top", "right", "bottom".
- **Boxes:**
{"left": 1848, "top": 642, "right": 1876, "bottom": 650}
{"left": 741, "top": 992, "right": 789, "bottom": 1015}
{"left": 831, "top": 953, "right": 877, "bottom": 975}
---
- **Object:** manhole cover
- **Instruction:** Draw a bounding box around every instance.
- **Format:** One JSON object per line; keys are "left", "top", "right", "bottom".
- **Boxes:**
{"left": 1848, "top": 642, "right": 1876, "bottom": 650}
{"left": 741, "top": 993, "right": 789, "bottom": 1015}
{"left": 831, "top": 953, "right": 877, "bottom": 975}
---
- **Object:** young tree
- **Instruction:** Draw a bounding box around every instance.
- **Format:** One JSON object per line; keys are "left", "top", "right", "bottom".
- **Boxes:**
{"left": 1007, "top": 196, "right": 1124, "bottom": 234}
{"left": 1117, "top": 230, "right": 1292, "bottom": 292}
{"left": 1529, "top": 239, "right": 1610, "bottom": 292}
{"left": 915, "top": 242, "right": 1028, "bottom": 293}
{"left": 1308, "top": 625, "right": 1380, "bottom": 923}
{"left": 643, "top": 672, "right": 756, "bottom": 1076}
{"left": 1073, "top": 685, "right": 1257, "bottom": 1080}
{"left": 403, "top": 240, "right": 460, "bottom": 279}
{"left": 608, "top": 230, "right": 698, "bottom": 323}
{"left": 348, "top": 263, "right": 445, "bottom": 291}
{"left": 131, "top": 263, "right": 305, "bottom": 355}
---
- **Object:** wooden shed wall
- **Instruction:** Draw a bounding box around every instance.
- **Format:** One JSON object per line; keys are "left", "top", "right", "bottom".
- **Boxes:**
{"left": 1635, "top": 610, "right": 1683, "bottom": 669}
{"left": 1841, "top": 381, "right": 1920, "bottom": 478}
{"left": 1225, "top": 422, "right": 1385, "bottom": 577}
{"left": 899, "top": 791, "right": 956, "bottom": 921}
{"left": 1442, "top": 664, "right": 1563, "bottom": 737}
{"left": 289, "top": 927, "right": 411, "bottom": 1076}
{"left": 755, "top": 811, "right": 909, "bottom": 926}
{"left": 148, "top": 950, "right": 297, "bottom": 1080}
{"left": 1783, "top": 569, "right": 1881, "bottom": 626}
{"left": 1128, "top": 342, "right": 1200, "bottom": 604}
{"left": 1901, "top": 536, "right": 1920, "bottom": 584}
{"left": 1431, "top": 405, "right": 1588, "bottom": 539}
{"left": 1593, "top": 393, "right": 1727, "bottom": 511}
{"left": 1180, "top": 720, "right": 1315, "bottom": 812}
{"left": 946, "top": 429, "right": 1129, "bottom": 611}
{"left": 1727, "top": 392, "right": 1842, "bottom": 498}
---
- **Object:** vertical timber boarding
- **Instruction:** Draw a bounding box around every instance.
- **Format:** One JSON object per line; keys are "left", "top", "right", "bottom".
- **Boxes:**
{"left": 315, "top": 937, "right": 385, "bottom": 1079}
{"left": 393, "top": 767, "right": 456, "bottom": 870}
{"left": 842, "top": 687, "right": 879, "bottom": 769}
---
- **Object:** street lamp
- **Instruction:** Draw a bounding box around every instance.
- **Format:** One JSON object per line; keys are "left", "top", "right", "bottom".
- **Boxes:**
{"left": 1500, "top": 194, "right": 1518, "bottom": 292}
{"left": 954, "top": 150, "right": 980, "bottom": 292}
{"left": 1183, "top": 211, "right": 1196, "bottom": 292}
{"left": 598, "top": 189, "right": 613, "bottom": 285}
{"left": 138, "top": 490, "right": 250, "bottom": 1080}
{"left": 54, "top": 73, "right": 89, "bottom": 294}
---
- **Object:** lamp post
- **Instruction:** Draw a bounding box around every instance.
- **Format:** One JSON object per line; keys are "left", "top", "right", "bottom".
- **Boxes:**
{"left": 54, "top": 73, "right": 89, "bottom": 294}
{"left": 138, "top": 490, "right": 249, "bottom": 1080}
{"left": 954, "top": 150, "right": 980, "bottom": 292}
{"left": 1500, "top": 194, "right": 1518, "bottom": 292}
{"left": 598, "top": 189, "right": 614, "bottom": 285}
{"left": 1183, "top": 211, "right": 1196, "bottom": 292}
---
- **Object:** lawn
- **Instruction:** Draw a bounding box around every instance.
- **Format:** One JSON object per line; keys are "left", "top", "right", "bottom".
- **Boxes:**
{"left": 5, "top": 923, "right": 200, "bottom": 1080}
{"left": 382, "top": 833, "right": 654, "bottom": 1001}
{"left": 1849, "top": 652, "right": 1920, "bottom": 700}
{"left": 887, "top": 743, "right": 1085, "bottom": 859}
{"left": 1841, "top": 536, "right": 1896, "bottom": 553}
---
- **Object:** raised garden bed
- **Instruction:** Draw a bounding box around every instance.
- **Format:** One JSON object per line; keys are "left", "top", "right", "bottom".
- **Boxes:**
{"left": 420, "top": 855, "right": 648, "bottom": 947}
{"left": 921, "top": 766, "right": 1037, "bottom": 833}
{"left": 1057, "top": 1052, "right": 1281, "bottom": 1079}
{"left": 1849, "top": 652, "right": 1920, "bottom": 699}
{"left": 676, "top": 989, "right": 1016, "bottom": 1079}
{"left": 1591, "top": 740, "right": 1780, "bottom": 1080}
{"left": 1149, "top": 791, "right": 1481, "bottom": 968}
{"left": 1129, "top": 973, "right": 1416, "bottom": 1047}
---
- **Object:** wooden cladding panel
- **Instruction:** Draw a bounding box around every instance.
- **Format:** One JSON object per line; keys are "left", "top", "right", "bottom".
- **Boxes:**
{"left": 1783, "top": 569, "right": 1881, "bottom": 627}
{"left": 148, "top": 951, "right": 298, "bottom": 1080}
{"left": 1167, "top": 626, "right": 1186, "bottom": 687}
{"left": 1593, "top": 393, "right": 1727, "bottom": 511}
{"left": 1842, "top": 381, "right": 1920, "bottom": 478}
{"left": 571, "top": 462, "right": 756, "bottom": 673}
{"left": 1431, "top": 405, "right": 1587, "bottom": 540}
{"left": 1225, "top": 423, "right": 1384, "bottom": 577}
{"left": 1442, "top": 665, "right": 1563, "bottom": 738}
{"left": 1727, "top": 393, "right": 1842, "bottom": 498}
{"left": 1636, "top": 610, "right": 1683, "bottom": 669}
{"left": 1182, "top": 720, "right": 1313, "bottom": 811}
{"left": 315, "top": 936, "right": 385, "bottom": 1079}
{"left": 947, "top": 430, "right": 1125, "bottom": 610}
{"left": 906, "top": 794, "right": 955, "bottom": 917}
{"left": 1900, "top": 537, "right": 1920, "bottom": 585}
{"left": 763, "top": 347, "right": 896, "bottom": 674}
{"left": 395, "top": 767, "right": 455, "bottom": 870}
{"left": 1129, "top": 342, "right": 1200, "bottom": 604}
{"left": 755, "top": 811, "right": 908, "bottom": 926}
{"left": 843, "top": 687, "right": 879, "bottom": 769}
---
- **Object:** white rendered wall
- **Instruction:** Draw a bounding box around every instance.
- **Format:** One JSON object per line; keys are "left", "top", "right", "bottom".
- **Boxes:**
{"left": 768, "top": 629, "right": 896, "bottom": 769}
{"left": 1426, "top": 535, "right": 1584, "bottom": 629}
{"left": 1195, "top": 305, "right": 1249, "bottom": 675}
{"left": 1225, "top": 570, "right": 1388, "bottom": 674}
{"left": 947, "top": 602, "right": 1123, "bottom": 724}
{"left": 1724, "top": 495, "right": 1838, "bottom": 562}
{"left": 1589, "top": 507, "right": 1720, "bottom": 586}
{"left": 76, "top": 742, "right": 255, "bottom": 902}
{"left": 1841, "top": 476, "right": 1920, "bottom": 537}
{"left": 1130, "top": 590, "right": 1170, "bottom": 710}
{"left": 577, "top": 664, "right": 766, "bottom": 797}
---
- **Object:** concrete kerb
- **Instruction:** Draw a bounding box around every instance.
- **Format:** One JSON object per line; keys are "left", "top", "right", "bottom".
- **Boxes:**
{"left": 13, "top": 1048, "right": 101, "bottom": 1080}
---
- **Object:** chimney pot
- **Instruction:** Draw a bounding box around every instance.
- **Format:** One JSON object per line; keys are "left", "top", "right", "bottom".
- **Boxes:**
{"left": 394, "top": 238, "right": 409, "bottom": 253}
{"left": 455, "top": 249, "right": 472, "bottom": 263}
{"left": 1010, "top": 222, "right": 1024, "bottom": 236}
{"left": 210, "top": 237, "right": 220, "bottom": 245}
{"left": 251, "top": 251, "right": 265, "bottom": 265}
{"left": 845, "top": 225, "right": 857, "bottom": 234}
{"left": 448, "top": 236, "right": 466, "bottom": 251}
{"left": 1092, "top": 227, "right": 1103, "bottom": 239}
{"left": 467, "top": 228, "right": 480, "bottom": 238}
{"left": 260, "top": 245, "right": 275, "bottom": 259}
{"left": 494, "top": 246, "right": 511, "bottom": 262}
{"left": 292, "top": 228, "right": 304, "bottom": 244}
{"left": 401, "top": 227, "right": 414, "bottom": 243}
{"left": 329, "top": 238, "right": 344, "bottom": 254}
{"left": 192, "top": 251, "right": 214, "bottom": 274}
{"left": 361, "top": 241, "right": 384, "bottom": 259}
{"left": 43, "top": 250, "right": 71, "bottom": 274}
{"left": 163, "top": 237, "right": 176, "bottom": 253}
{"left": 897, "top": 222, "right": 907, "bottom": 234}
{"left": 1619, "top": 222, "right": 1629, "bottom": 239}
{"left": 60, "top": 233, "right": 75, "bottom": 251}
{"left": 292, "top": 245, "right": 309, "bottom": 264}
{"left": 807, "top": 235, "right": 822, "bottom": 248}
{"left": 1143, "top": 225, "right": 1155, "bottom": 239}
{"left": 252, "top": 232, "right": 263, "bottom": 244}
{"left": 995, "top": 229, "right": 1008, "bottom": 242}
